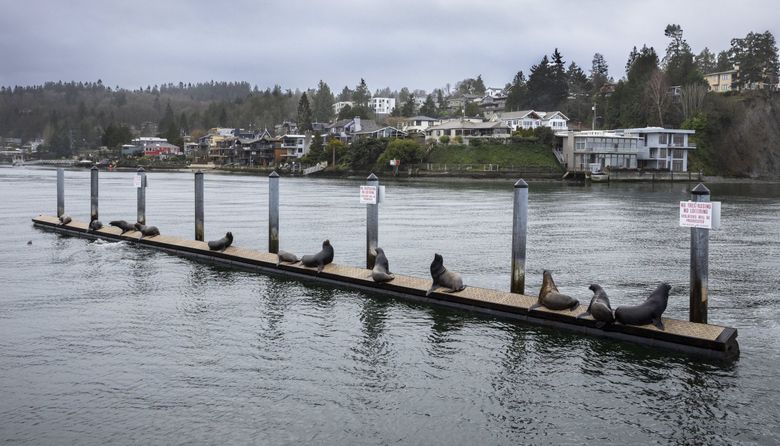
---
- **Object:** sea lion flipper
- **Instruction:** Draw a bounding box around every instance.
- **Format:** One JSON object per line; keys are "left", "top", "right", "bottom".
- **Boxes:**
{"left": 529, "top": 303, "right": 541, "bottom": 311}
{"left": 317, "top": 262, "right": 324, "bottom": 274}
{"left": 576, "top": 311, "right": 591, "bottom": 319}
{"left": 426, "top": 283, "right": 438, "bottom": 296}
{"left": 652, "top": 318, "right": 665, "bottom": 330}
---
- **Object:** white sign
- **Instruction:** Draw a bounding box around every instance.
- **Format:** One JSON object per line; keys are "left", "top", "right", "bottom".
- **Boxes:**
{"left": 680, "top": 201, "right": 721, "bottom": 229}
{"left": 360, "top": 185, "right": 377, "bottom": 204}
{"left": 133, "top": 174, "right": 142, "bottom": 188}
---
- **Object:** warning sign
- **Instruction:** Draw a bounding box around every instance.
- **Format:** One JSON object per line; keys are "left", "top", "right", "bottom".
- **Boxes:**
{"left": 679, "top": 201, "right": 714, "bottom": 229}
{"left": 360, "top": 185, "right": 377, "bottom": 204}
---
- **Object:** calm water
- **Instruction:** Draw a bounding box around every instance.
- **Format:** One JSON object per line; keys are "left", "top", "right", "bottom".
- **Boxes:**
{"left": 1, "top": 167, "right": 779, "bottom": 445}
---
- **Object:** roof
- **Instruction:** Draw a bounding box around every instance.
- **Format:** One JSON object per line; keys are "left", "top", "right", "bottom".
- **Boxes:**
{"left": 405, "top": 116, "right": 438, "bottom": 121}
{"left": 427, "top": 120, "right": 510, "bottom": 131}
{"left": 495, "top": 110, "right": 540, "bottom": 120}
{"left": 353, "top": 126, "right": 407, "bottom": 136}
{"left": 617, "top": 127, "right": 695, "bottom": 135}
{"left": 538, "top": 111, "right": 570, "bottom": 121}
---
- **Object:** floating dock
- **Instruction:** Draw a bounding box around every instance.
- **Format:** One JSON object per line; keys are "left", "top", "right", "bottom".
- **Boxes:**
{"left": 33, "top": 215, "right": 739, "bottom": 360}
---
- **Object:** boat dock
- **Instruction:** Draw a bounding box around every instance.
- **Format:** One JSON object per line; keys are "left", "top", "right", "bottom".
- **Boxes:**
{"left": 33, "top": 214, "right": 739, "bottom": 360}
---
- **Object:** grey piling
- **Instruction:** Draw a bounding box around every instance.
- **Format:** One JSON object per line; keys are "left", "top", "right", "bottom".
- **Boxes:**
{"left": 690, "top": 183, "right": 710, "bottom": 324}
{"left": 90, "top": 166, "right": 99, "bottom": 222}
{"left": 268, "top": 171, "right": 279, "bottom": 254}
{"left": 56, "top": 168, "right": 64, "bottom": 217}
{"left": 195, "top": 170, "right": 204, "bottom": 241}
{"left": 366, "top": 173, "right": 379, "bottom": 269}
{"left": 511, "top": 179, "right": 528, "bottom": 294}
{"left": 136, "top": 167, "right": 146, "bottom": 225}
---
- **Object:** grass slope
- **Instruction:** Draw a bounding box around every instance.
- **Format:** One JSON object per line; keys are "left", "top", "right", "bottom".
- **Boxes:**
{"left": 426, "top": 143, "right": 561, "bottom": 168}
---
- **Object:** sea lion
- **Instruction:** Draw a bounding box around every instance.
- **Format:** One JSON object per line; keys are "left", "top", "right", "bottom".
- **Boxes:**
{"left": 530, "top": 270, "right": 580, "bottom": 311}
{"left": 58, "top": 214, "right": 72, "bottom": 225}
{"left": 208, "top": 231, "right": 233, "bottom": 251}
{"left": 371, "top": 247, "right": 395, "bottom": 283}
{"left": 88, "top": 219, "right": 103, "bottom": 231}
{"left": 577, "top": 284, "right": 615, "bottom": 328}
{"left": 426, "top": 253, "right": 465, "bottom": 296}
{"left": 276, "top": 250, "right": 299, "bottom": 266}
{"left": 110, "top": 220, "right": 134, "bottom": 233}
{"left": 300, "top": 239, "right": 334, "bottom": 273}
{"left": 27, "top": 240, "right": 32, "bottom": 245}
{"left": 614, "top": 283, "right": 672, "bottom": 330}
{"left": 134, "top": 222, "right": 160, "bottom": 238}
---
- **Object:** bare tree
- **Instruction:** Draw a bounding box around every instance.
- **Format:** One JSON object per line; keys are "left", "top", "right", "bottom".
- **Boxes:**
{"left": 646, "top": 68, "right": 670, "bottom": 127}
{"left": 680, "top": 84, "right": 707, "bottom": 120}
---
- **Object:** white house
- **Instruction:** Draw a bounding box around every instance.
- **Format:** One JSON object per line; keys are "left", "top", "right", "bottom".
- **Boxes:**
{"left": 370, "top": 97, "right": 396, "bottom": 115}
{"left": 333, "top": 101, "right": 354, "bottom": 115}
{"left": 279, "top": 133, "right": 311, "bottom": 159}
{"left": 617, "top": 127, "right": 696, "bottom": 172}
{"left": 401, "top": 116, "right": 440, "bottom": 133}
{"left": 425, "top": 120, "right": 511, "bottom": 142}
{"left": 485, "top": 87, "right": 504, "bottom": 98}
{"left": 491, "top": 110, "right": 569, "bottom": 131}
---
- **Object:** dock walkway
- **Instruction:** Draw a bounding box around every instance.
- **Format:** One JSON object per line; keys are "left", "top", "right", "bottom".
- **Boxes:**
{"left": 33, "top": 215, "right": 739, "bottom": 360}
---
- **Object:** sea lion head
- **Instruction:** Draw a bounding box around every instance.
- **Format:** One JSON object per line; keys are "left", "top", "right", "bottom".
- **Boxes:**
{"left": 589, "top": 283, "right": 603, "bottom": 293}
{"left": 375, "top": 247, "right": 385, "bottom": 256}
{"left": 539, "top": 270, "right": 559, "bottom": 299}
{"left": 430, "top": 253, "right": 445, "bottom": 278}
{"left": 323, "top": 239, "right": 331, "bottom": 247}
{"left": 226, "top": 231, "right": 233, "bottom": 241}
{"left": 134, "top": 222, "right": 143, "bottom": 231}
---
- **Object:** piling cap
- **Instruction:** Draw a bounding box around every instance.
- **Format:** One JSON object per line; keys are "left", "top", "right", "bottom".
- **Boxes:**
{"left": 91, "top": 166, "right": 98, "bottom": 171}
{"left": 269, "top": 171, "right": 279, "bottom": 178}
{"left": 514, "top": 179, "right": 528, "bottom": 189}
{"left": 691, "top": 183, "right": 710, "bottom": 195}
{"left": 367, "top": 173, "right": 378, "bottom": 181}
{"left": 137, "top": 166, "right": 145, "bottom": 172}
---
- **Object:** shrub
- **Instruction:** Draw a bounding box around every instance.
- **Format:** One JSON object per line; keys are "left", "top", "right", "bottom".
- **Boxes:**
{"left": 439, "top": 135, "right": 450, "bottom": 145}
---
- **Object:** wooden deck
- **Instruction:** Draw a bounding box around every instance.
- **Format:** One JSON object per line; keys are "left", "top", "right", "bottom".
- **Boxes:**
{"left": 33, "top": 215, "right": 739, "bottom": 360}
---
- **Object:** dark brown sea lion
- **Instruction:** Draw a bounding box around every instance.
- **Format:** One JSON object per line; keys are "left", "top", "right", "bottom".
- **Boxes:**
{"left": 530, "top": 270, "right": 580, "bottom": 311}
{"left": 426, "top": 253, "right": 465, "bottom": 296}
{"left": 371, "top": 247, "right": 395, "bottom": 283}
{"left": 276, "top": 250, "right": 299, "bottom": 266}
{"left": 58, "top": 214, "right": 72, "bottom": 225}
{"left": 614, "top": 283, "right": 672, "bottom": 330}
{"left": 300, "top": 240, "right": 334, "bottom": 273}
{"left": 134, "top": 222, "right": 160, "bottom": 238}
{"left": 110, "top": 220, "right": 134, "bottom": 233}
{"left": 208, "top": 232, "right": 233, "bottom": 251}
{"left": 577, "top": 283, "right": 615, "bottom": 328}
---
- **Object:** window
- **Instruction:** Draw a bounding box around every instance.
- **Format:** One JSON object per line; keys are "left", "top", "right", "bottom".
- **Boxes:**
{"left": 672, "top": 134, "right": 684, "bottom": 146}
{"left": 659, "top": 134, "right": 668, "bottom": 144}
{"left": 673, "top": 149, "right": 684, "bottom": 159}
{"left": 659, "top": 148, "right": 668, "bottom": 158}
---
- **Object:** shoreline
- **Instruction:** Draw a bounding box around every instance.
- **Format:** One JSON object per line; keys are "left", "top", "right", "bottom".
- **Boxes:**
{"left": 4, "top": 163, "right": 779, "bottom": 184}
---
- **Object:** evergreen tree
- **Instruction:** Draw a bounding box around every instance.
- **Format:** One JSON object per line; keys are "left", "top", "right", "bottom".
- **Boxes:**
{"left": 311, "top": 80, "right": 334, "bottom": 122}
{"left": 297, "top": 92, "right": 313, "bottom": 131}
{"left": 505, "top": 70, "right": 528, "bottom": 111}
{"left": 591, "top": 53, "right": 610, "bottom": 91}
{"left": 625, "top": 46, "right": 639, "bottom": 76}
{"left": 696, "top": 47, "right": 717, "bottom": 74}
{"left": 338, "top": 86, "right": 352, "bottom": 102}
{"left": 729, "top": 31, "right": 779, "bottom": 89}
{"left": 419, "top": 94, "right": 437, "bottom": 117}
{"left": 401, "top": 95, "right": 415, "bottom": 116}
{"left": 352, "top": 78, "right": 371, "bottom": 107}
{"left": 436, "top": 89, "right": 445, "bottom": 109}
{"left": 662, "top": 24, "right": 702, "bottom": 86}
{"left": 474, "top": 75, "right": 486, "bottom": 95}
{"left": 716, "top": 50, "right": 733, "bottom": 71}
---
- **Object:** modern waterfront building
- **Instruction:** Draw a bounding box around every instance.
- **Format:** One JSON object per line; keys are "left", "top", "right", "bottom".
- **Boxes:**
{"left": 617, "top": 127, "right": 696, "bottom": 172}
{"left": 704, "top": 70, "right": 737, "bottom": 93}
{"left": 559, "top": 130, "right": 640, "bottom": 172}
{"left": 370, "top": 97, "right": 396, "bottom": 115}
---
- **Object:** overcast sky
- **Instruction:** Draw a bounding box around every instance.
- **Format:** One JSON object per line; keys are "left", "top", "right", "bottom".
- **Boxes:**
{"left": 1, "top": 0, "right": 777, "bottom": 93}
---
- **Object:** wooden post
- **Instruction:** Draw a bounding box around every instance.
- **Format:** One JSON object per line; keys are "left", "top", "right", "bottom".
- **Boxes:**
{"left": 366, "top": 173, "right": 379, "bottom": 269}
{"left": 136, "top": 167, "right": 146, "bottom": 225}
{"left": 690, "top": 183, "right": 710, "bottom": 324}
{"left": 194, "top": 170, "right": 204, "bottom": 241}
{"left": 56, "top": 168, "right": 64, "bottom": 217}
{"left": 268, "top": 171, "right": 279, "bottom": 254}
{"left": 511, "top": 179, "right": 528, "bottom": 294}
{"left": 90, "top": 166, "right": 99, "bottom": 222}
